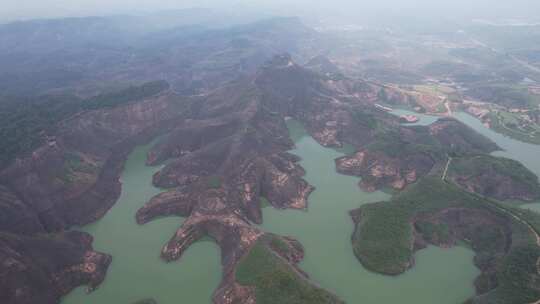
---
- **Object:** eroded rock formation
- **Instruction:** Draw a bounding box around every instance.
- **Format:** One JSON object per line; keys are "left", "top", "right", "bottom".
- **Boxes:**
{"left": 3, "top": 53, "right": 538, "bottom": 304}
{"left": 336, "top": 118, "right": 500, "bottom": 192}
{"left": 134, "top": 74, "right": 320, "bottom": 302}
{"left": 0, "top": 88, "right": 190, "bottom": 302}
{"left": 0, "top": 231, "right": 111, "bottom": 304}
{"left": 132, "top": 55, "right": 413, "bottom": 302}
{"left": 0, "top": 91, "right": 188, "bottom": 232}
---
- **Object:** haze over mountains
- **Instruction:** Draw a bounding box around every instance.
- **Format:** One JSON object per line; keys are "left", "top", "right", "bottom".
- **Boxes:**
{"left": 3, "top": 0, "right": 540, "bottom": 24}
{"left": 1, "top": 3, "right": 540, "bottom": 304}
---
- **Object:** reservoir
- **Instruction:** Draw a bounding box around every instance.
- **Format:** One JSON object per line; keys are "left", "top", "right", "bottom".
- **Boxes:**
{"left": 63, "top": 119, "right": 483, "bottom": 304}
{"left": 61, "top": 143, "right": 221, "bottom": 304}
{"left": 259, "top": 120, "right": 480, "bottom": 304}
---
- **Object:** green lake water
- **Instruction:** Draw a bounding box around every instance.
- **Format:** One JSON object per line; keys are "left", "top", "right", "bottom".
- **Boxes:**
{"left": 258, "top": 120, "right": 480, "bottom": 304}
{"left": 62, "top": 118, "right": 486, "bottom": 304}
{"left": 61, "top": 143, "right": 221, "bottom": 304}
{"left": 390, "top": 109, "right": 441, "bottom": 126}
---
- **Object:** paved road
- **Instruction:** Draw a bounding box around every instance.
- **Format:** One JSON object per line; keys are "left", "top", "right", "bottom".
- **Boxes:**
{"left": 441, "top": 157, "right": 452, "bottom": 181}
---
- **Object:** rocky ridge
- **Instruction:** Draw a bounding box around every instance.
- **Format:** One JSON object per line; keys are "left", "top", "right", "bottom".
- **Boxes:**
{"left": 0, "top": 231, "right": 111, "bottom": 304}
{"left": 132, "top": 55, "right": 401, "bottom": 302}
{"left": 2, "top": 54, "right": 540, "bottom": 304}
{"left": 336, "top": 118, "right": 500, "bottom": 192}
{"left": 0, "top": 88, "right": 191, "bottom": 303}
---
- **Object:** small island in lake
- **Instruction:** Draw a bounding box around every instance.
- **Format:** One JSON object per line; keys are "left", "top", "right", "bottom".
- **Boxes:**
{"left": 399, "top": 114, "right": 420, "bottom": 124}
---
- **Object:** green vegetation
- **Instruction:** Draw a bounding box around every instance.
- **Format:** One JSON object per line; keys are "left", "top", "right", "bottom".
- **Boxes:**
{"left": 351, "top": 105, "right": 399, "bottom": 133}
{"left": 82, "top": 81, "right": 169, "bottom": 110}
{"left": 206, "top": 176, "right": 222, "bottom": 189}
{"left": 436, "top": 120, "right": 499, "bottom": 155}
{"left": 64, "top": 152, "right": 92, "bottom": 173}
{"left": 450, "top": 48, "right": 506, "bottom": 68}
{"left": 377, "top": 88, "right": 389, "bottom": 103}
{"left": 59, "top": 152, "right": 99, "bottom": 184}
{"left": 367, "top": 127, "right": 447, "bottom": 160}
{"left": 415, "top": 221, "right": 451, "bottom": 245}
{"left": 467, "top": 25, "right": 540, "bottom": 53}
{"left": 0, "top": 231, "right": 89, "bottom": 267}
{"left": 352, "top": 202, "right": 414, "bottom": 274}
{"left": 432, "top": 103, "right": 445, "bottom": 114}
{"left": 352, "top": 178, "right": 490, "bottom": 274}
{"left": 360, "top": 115, "right": 497, "bottom": 163}
{"left": 483, "top": 244, "right": 540, "bottom": 304}
{"left": 513, "top": 207, "right": 540, "bottom": 235}
{"left": 236, "top": 234, "right": 343, "bottom": 304}
{"left": 269, "top": 236, "right": 291, "bottom": 253}
{"left": 0, "top": 94, "right": 81, "bottom": 168}
{"left": 259, "top": 197, "right": 271, "bottom": 208}
{"left": 468, "top": 84, "right": 540, "bottom": 109}
{"left": 352, "top": 109, "right": 378, "bottom": 130}
{"left": 352, "top": 177, "right": 540, "bottom": 303}
{"left": 487, "top": 110, "right": 540, "bottom": 145}
{"left": 421, "top": 61, "right": 471, "bottom": 78}
{"left": 0, "top": 81, "right": 169, "bottom": 168}
{"left": 414, "top": 84, "right": 456, "bottom": 96}
{"left": 449, "top": 155, "right": 540, "bottom": 198}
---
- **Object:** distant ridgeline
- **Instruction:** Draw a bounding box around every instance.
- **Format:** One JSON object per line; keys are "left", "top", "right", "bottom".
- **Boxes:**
{"left": 0, "top": 80, "right": 169, "bottom": 168}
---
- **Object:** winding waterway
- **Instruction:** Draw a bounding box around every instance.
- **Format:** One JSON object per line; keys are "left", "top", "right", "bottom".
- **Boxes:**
{"left": 392, "top": 109, "right": 540, "bottom": 211}
{"left": 61, "top": 143, "right": 221, "bottom": 304}
{"left": 62, "top": 118, "right": 486, "bottom": 304}
{"left": 259, "top": 120, "right": 480, "bottom": 304}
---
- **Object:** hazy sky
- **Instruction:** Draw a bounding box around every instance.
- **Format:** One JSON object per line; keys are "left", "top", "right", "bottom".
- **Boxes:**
{"left": 2, "top": 0, "right": 540, "bottom": 23}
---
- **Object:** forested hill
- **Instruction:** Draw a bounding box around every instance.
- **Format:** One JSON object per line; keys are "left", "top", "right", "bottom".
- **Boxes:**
{"left": 0, "top": 80, "right": 169, "bottom": 167}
